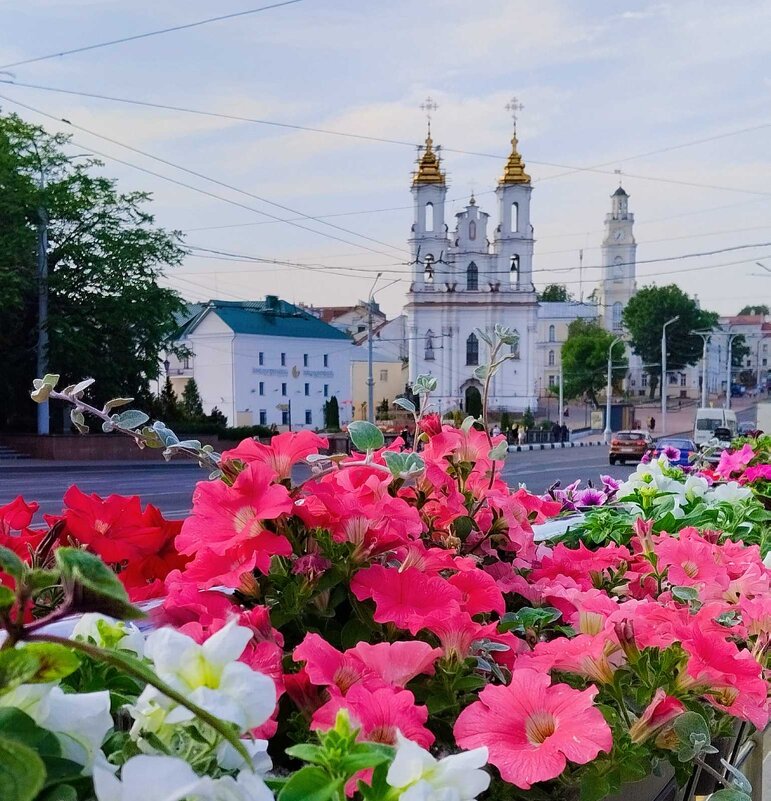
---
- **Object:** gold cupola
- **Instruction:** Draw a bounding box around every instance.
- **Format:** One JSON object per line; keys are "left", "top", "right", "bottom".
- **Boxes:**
{"left": 412, "top": 129, "right": 445, "bottom": 186}
{"left": 499, "top": 133, "right": 531, "bottom": 185}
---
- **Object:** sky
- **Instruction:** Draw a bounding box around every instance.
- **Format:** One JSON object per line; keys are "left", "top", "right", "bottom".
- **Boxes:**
{"left": 1, "top": 0, "right": 770, "bottom": 319}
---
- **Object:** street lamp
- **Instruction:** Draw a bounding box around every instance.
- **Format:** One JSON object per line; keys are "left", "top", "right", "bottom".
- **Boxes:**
{"left": 724, "top": 328, "right": 743, "bottom": 410}
{"left": 692, "top": 330, "right": 711, "bottom": 408}
{"left": 604, "top": 336, "right": 623, "bottom": 444}
{"left": 366, "top": 272, "right": 383, "bottom": 423}
{"left": 661, "top": 316, "right": 680, "bottom": 435}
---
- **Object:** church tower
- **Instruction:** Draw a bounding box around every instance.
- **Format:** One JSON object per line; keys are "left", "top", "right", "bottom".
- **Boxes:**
{"left": 600, "top": 186, "right": 636, "bottom": 332}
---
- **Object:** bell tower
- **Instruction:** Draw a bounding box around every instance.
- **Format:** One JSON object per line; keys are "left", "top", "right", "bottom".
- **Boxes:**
{"left": 600, "top": 185, "right": 637, "bottom": 332}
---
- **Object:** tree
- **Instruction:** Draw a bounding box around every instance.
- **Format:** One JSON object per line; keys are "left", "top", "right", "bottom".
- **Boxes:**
{"left": 738, "top": 304, "right": 769, "bottom": 316}
{"left": 181, "top": 378, "right": 205, "bottom": 419}
{"left": 622, "top": 285, "right": 717, "bottom": 400}
{"left": 732, "top": 335, "right": 750, "bottom": 368}
{"left": 324, "top": 396, "right": 340, "bottom": 431}
{"left": 560, "top": 319, "right": 628, "bottom": 408}
{"left": 208, "top": 406, "right": 227, "bottom": 427}
{"left": 521, "top": 407, "right": 535, "bottom": 430}
{"left": 538, "top": 284, "right": 572, "bottom": 302}
{"left": 159, "top": 377, "right": 182, "bottom": 422}
{"left": 0, "top": 111, "right": 185, "bottom": 430}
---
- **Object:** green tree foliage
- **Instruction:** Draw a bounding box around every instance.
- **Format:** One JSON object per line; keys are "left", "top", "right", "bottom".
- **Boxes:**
{"left": 208, "top": 406, "right": 227, "bottom": 427}
{"left": 732, "top": 335, "right": 751, "bottom": 368}
{"left": 0, "top": 111, "right": 185, "bottom": 430}
{"left": 181, "top": 378, "right": 205, "bottom": 419}
{"left": 622, "top": 285, "right": 717, "bottom": 399}
{"left": 324, "top": 396, "right": 340, "bottom": 431}
{"left": 538, "top": 283, "right": 572, "bottom": 302}
{"left": 738, "top": 304, "right": 769, "bottom": 316}
{"left": 560, "top": 319, "right": 628, "bottom": 408}
{"left": 159, "top": 377, "right": 182, "bottom": 422}
{"left": 521, "top": 407, "right": 535, "bottom": 430}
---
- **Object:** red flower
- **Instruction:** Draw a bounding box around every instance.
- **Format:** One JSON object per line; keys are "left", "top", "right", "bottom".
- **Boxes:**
{"left": 221, "top": 430, "right": 328, "bottom": 481}
{"left": 448, "top": 568, "right": 505, "bottom": 616}
{"left": 418, "top": 413, "right": 442, "bottom": 438}
{"left": 628, "top": 689, "right": 685, "bottom": 744}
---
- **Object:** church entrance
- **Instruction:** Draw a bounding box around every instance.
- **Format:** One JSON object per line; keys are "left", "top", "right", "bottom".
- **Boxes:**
{"left": 464, "top": 385, "right": 483, "bottom": 418}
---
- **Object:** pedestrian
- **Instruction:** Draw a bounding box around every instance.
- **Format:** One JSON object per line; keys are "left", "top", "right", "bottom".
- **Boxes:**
{"left": 648, "top": 416, "right": 656, "bottom": 433}
{"left": 400, "top": 427, "right": 412, "bottom": 449}
{"left": 511, "top": 424, "right": 519, "bottom": 444}
{"left": 551, "top": 421, "right": 560, "bottom": 442}
{"left": 491, "top": 423, "right": 501, "bottom": 438}
{"left": 561, "top": 424, "right": 569, "bottom": 443}
{"left": 518, "top": 426, "right": 526, "bottom": 445}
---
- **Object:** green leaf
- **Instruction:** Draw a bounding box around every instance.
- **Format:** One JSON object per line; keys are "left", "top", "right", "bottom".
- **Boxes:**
{"left": 54, "top": 547, "right": 145, "bottom": 620}
{"left": 18, "top": 643, "right": 80, "bottom": 683}
{"left": 382, "top": 451, "right": 425, "bottom": 478}
{"left": 39, "top": 785, "right": 78, "bottom": 801}
{"left": 338, "top": 748, "right": 391, "bottom": 773}
{"left": 0, "top": 650, "right": 42, "bottom": 694}
{"left": 472, "top": 364, "right": 490, "bottom": 380}
{"left": 30, "top": 384, "right": 53, "bottom": 403}
{"left": 41, "top": 374, "right": 60, "bottom": 389}
{"left": 580, "top": 770, "right": 611, "bottom": 801}
{"left": 0, "top": 586, "right": 14, "bottom": 610}
{"left": 284, "top": 744, "right": 325, "bottom": 764}
{"left": 0, "top": 735, "right": 46, "bottom": 801}
{"left": 113, "top": 410, "right": 150, "bottom": 430}
{"left": 452, "top": 515, "right": 476, "bottom": 541}
{"left": 69, "top": 409, "right": 89, "bottom": 434}
{"left": 673, "top": 711, "right": 713, "bottom": 761}
{"left": 69, "top": 379, "right": 94, "bottom": 396}
{"left": 708, "top": 792, "right": 752, "bottom": 801}
{"left": 499, "top": 606, "right": 562, "bottom": 634}
{"left": 488, "top": 440, "right": 509, "bottom": 460}
{"left": 347, "top": 421, "right": 384, "bottom": 452}
{"left": 104, "top": 397, "right": 134, "bottom": 411}
{"left": 671, "top": 586, "right": 700, "bottom": 604}
{"left": 461, "top": 416, "right": 476, "bottom": 433}
{"left": 278, "top": 765, "right": 343, "bottom": 801}
{"left": 393, "top": 397, "right": 416, "bottom": 414}
{"left": 411, "top": 374, "right": 437, "bottom": 394}
{"left": 0, "top": 546, "right": 24, "bottom": 579}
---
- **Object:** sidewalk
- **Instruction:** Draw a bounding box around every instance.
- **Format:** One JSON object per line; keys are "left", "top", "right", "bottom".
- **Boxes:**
{"left": 633, "top": 396, "right": 756, "bottom": 437}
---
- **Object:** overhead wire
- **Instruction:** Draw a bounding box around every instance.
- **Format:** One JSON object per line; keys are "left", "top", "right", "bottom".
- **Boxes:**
{"left": 0, "top": 1, "right": 305, "bottom": 70}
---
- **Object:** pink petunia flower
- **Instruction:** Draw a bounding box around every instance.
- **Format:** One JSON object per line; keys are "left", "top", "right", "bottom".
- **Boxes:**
{"left": 516, "top": 633, "right": 624, "bottom": 685}
{"left": 628, "top": 689, "right": 685, "bottom": 744}
{"left": 348, "top": 641, "right": 442, "bottom": 687}
{"left": 716, "top": 443, "right": 755, "bottom": 479}
{"left": 454, "top": 669, "right": 612, "bottom": 790}
{"left": 293, "top": 633, "right": 369, "bottom": 694}
{"left": 221, "top": 430, "right": 328, "bottom": 481}
{"left": 447, "top": 568, "right": 505, "bottom": 616}
{"left": 420, "top": 607, "right": 488, "bottom": 662}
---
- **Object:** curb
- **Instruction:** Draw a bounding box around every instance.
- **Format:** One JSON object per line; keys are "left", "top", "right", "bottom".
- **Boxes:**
{"left": 507, "top": 440, "right": 604, "bottom": 453}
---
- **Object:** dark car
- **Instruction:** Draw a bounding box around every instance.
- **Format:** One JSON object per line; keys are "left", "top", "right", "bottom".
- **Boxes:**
{"left": 649, "top": 437, "right": 697, "bottom": 467}
{"left": 608, "top": 430, "right": 653, "bottom": 465}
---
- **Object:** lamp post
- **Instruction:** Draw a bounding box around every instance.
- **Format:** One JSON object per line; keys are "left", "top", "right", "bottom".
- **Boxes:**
{"left": 366, "top": 272, "right": 383, "bottom": 423}
{"left": 558, "top": 361, "right": 564, "bottom": 430}
{"left": 692, "top": 330, "right": 711, "bottom": 408}
{"left": 724, "top": 329, "right": 742, "bottom": 410}
{"left": 661, "top": 316, "right": 680, "bottom": 436}
{"left": 604, "top": 336, "right": 623, "bottom": 444}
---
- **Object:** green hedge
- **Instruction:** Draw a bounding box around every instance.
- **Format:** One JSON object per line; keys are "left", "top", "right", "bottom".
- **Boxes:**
{"left": 173, "top": 422, "right": 275, "bottom": 440}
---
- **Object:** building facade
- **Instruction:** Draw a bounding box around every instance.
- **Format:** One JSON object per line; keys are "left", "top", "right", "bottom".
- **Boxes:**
{"left": 167, "top": 297, "right": 355, "bottom": 429}
{"left": 405, "top": 128, "right": 539, "bottom": 415}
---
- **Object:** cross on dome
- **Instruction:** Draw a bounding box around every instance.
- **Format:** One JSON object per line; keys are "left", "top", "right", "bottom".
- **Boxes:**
{"left": 505, "top": 96, "right": 524, "bottom": 134}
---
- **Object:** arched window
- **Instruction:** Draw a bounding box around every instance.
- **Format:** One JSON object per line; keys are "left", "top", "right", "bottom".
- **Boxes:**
{"left": 466, "top": 333, "right": 479, "bottom": 366}
{"left": 424, "top": 253, "right": 434, "bottom": 284}
{"left": 548, "top": 324, "right": 556, "bottom": 342}
{"left": 469, "top": 220, "right": 476, "bottom": 241}
{"left": 466, "top": 261, "right": 478, "bottom": 291}
{"left": 424, "top": 330, "right": 435, "bottom": 361}
{"left": 425, "top": 202, "right": 434, "bottom": 232}
{"left": 510, "top": 254, "right": 520, "bottom": 281}
{"left": 511, "top": 202, "right": 519, "bottom": 232}
{"left": 548, "top": 350, "right": 555, "bottom": 367}
{"left": 612, "top": 302, "right": 623, "bottom": 331}
{"left": 613, "top": 255, "right": 624, "bottom": 278}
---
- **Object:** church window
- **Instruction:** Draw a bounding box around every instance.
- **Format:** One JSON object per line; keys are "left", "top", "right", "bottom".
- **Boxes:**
{"left": 510, "top": 254, "right": 520, "bottom": 284}
{"left": 466, "top": 333, "right": 479, "bottom": 366}
{"left": 548, "top": 350, "right": 555, "bottom": 367}
{"left": 466, "top": 262, "right": 478, "bottom": 290}
{"left": 510, "top": 334, "right": 520, "bottom": 360}
{"left": 425, "top": 202, "right": 434, "bottom": 232}
{"left": 548, "top": 324, "right": 555, "bottom": 342}
{"left": 424, "top": 254, "right": 435, "bottom": 284}
{"left": 425, "top": 330, "right": 435, "bottom": 361}
{"left": 469, "top": 220, "right": 477, "bottom": 241}
{"left": 511, "top": 202, "right": 519, "bottom": 232}
{"left": 612, "top": 302, "right": 623, "bottom": 331}
{"left": 548, "top": 375, "right": 556, "bottom": 388}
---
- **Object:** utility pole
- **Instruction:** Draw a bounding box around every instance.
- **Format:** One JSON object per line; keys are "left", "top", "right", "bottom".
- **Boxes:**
{"left": 724, "top": 329, "right": 742, "bottom": 410}
{"left": 661, "top": 316, "right": 680, "bottom": 436}
{"left": 604, "top": 336, "right": 623, "bottom": 444}
{"left": 366, "top": 273, "right": 382, "bottom": 424}
{"left": 35, "top": 151, "right": 49, "bottom": 436}
{"left": 692, "top": 331, "right": 711, "bottom": 408}
{"left": 558, "top": 361, "right": 564, "bottom": 430}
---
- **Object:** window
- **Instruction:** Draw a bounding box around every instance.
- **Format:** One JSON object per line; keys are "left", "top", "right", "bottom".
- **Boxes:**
{"left": 424, "top": 254, "right": 435, "bottom": 284}
{"left": 282, "top": 409, "right": 289, "bottom": 426}
{"left": 511, "top": 202, "right": 518, "bottom": 232}
{"left": 258, "top": 352, "right": 264, "bottom": 366}
{"left": 548, "top": 375, "right": 556, "bottom": 387}
{"left": 669, "top": 373, "right": 678, "bottom": 385}
{"left": 466, "top": 333, "right": 479, "bottom": 366}
{"left": 357, "top": 325, "right": 366, "bottom": 333}
{"left": 466, "top": 262, "right": 478, "bottom": 291}
{"left": 281, "top": 383, "right": 287, "bottom": 396}
{"left": 379, "top": 369, "right": 388, "bottom": 381}
{"left": 323, "top": 354, "right": 329, "bottom": 367}
{"left": 612, "top": 302, "right": 623, "bottom": 331}
{"left": 259, "top": 410, "right": 267, "bottom": 426}
{"left": 425, "top": 330, "right": 435, "bottom": 361}
{"left": 259, "top": 382, "right": 264, "bottom": 396}
{"left": 280, "top": 353, "right": 286, "bottom": 366}
{"left": 303, "top": 354, "right": 308, "bottom": 367}
{"left": 323, "top": 384, "right": 329, "bottom": 397}
{"left": 510, "top": 254, "right": 520, "bottom": 283}
{"left": 548, "top": 350, "right": 555, "bottom": 367}
{"left": 469, "top": 220, "right": 476, "bottom": 241}
{"left": 763, "top": 358, "right": 767, "bottom": 367}
{"left": 548, "top": 324, "right": 555, "bottom": 343}
{"left": 425, "top": 202, "right": 434, "bottom": 232}
{"left": 613, "top": 256, "right": 624, "bottom": 279}
{"left": 680, "top": 373, "right": 687, "bottom": 387}
{"left": 304, "top": 383, "right": 310, "bottom": 396}
{"left": 305, "top": 410, "right": 312, "bottom": 425}
{"left": 182, "top": 355, "right": 191, "bottom": 370}
{"left": 642, "top": 373, "right": 648, "bottom": 388}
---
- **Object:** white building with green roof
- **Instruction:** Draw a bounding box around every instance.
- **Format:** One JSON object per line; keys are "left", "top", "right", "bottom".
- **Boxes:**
{"left": 167, "top": 296, "right": 356, "bottom": 429}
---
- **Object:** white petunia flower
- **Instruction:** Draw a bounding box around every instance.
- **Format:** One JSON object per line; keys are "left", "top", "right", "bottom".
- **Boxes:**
{"left": 215, "top": 737, "right": 272, "bottom": 773}
{"left": 707, "top": 481, "right": 752, "bottom": 504}
{"left": 386, "top": 732, "right": 490, "bottom": 801}
{"left": 72, "top": 613, "right": 145, "bottom": 657}
{"left": 129, "top": 621, "right": 275, "bottom": 736}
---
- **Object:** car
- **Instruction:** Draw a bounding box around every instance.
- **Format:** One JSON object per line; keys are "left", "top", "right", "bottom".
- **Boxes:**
{"left": 649, "top": 437, "right": 698, "bottom": 467}
{"left": 608, "top": 430, "right": 653, "bottom": 465}
{"left": 737, "top": 421, "right": 757, "bottom": 435}
{"left": 700, "top": 427, "right": 734, "bottom": 465}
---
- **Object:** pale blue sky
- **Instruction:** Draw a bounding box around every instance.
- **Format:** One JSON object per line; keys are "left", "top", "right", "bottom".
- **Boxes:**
{"left": 2, "top": 0, "right": 770, "bottom": 317}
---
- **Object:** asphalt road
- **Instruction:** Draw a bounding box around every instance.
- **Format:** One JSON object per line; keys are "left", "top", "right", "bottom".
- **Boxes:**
{"left": 0, "top": 445, "right": 631, "bottom": 519}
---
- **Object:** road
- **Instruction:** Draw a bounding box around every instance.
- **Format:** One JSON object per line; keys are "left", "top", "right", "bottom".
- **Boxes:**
{"left": 0, "top": 445, "right": 631, "bottom": 519}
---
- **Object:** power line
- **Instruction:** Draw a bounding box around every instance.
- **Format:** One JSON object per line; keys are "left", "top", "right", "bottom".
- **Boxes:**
{"left": 3, "top": 79, "right": 770, "bottom": 197}
{"left": 0, "top": 1, "right": 305, "bottom": 70}
{"left": 0, "top": 93, "right": 407, "bottom": 260}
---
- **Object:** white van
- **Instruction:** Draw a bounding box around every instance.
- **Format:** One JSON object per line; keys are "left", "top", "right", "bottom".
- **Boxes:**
{"left": 693, "top": 408, "right": 738, "bottom": 446}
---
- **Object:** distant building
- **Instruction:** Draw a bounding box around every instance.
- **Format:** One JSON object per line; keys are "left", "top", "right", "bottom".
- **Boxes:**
{"left": 302, "top": 301, "right": 387, "bottom": 343}
{"left": 704, "top": 314, "right": 771, "bottom": 397}
{"left": 166, "top": 296, "right": 356, "bottom": 429}
{"left": 350, "top": 349, "right": 408, "bottom": 422}
{"left": 536, "top": 302, "right": 599, "bottom": 393}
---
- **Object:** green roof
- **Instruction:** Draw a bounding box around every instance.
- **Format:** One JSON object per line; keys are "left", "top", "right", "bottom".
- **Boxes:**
{"left": 182, "top": 297, "right": 352, "bottom": 341}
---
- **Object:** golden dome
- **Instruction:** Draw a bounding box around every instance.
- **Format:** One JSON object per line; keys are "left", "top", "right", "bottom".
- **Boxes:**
{"left": 499, "top": 134, "right": 531, "bottom": 185}
{"left": 412, "top": 132, "right": 445, "bottom": 186}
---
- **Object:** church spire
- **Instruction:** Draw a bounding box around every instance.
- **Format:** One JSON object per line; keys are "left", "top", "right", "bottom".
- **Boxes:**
{"left": 499, "top": 96, "right": 531, "bottom": 185}
{"left": 413, "top": 97, "right": 445, "bottom": 186}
